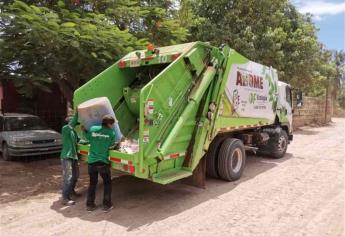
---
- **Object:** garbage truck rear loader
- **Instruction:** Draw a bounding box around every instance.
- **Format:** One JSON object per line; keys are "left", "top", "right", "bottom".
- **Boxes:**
{"left": 74, "top": 42, "right": 293, "bottom": 185}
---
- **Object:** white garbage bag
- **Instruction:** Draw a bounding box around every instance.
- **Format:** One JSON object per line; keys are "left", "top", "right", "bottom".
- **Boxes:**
{"left": 77, "top": 97, "right": 123, "bottom": 142}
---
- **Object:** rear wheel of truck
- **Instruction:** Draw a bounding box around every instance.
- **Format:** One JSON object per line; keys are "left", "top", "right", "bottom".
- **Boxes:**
{"left": 217, "top": 138, "right": 246, "bottom": 181}
{"left": 2, "top": 143, "right": 12, "bottom": 161}
{"left": 268, "top": 130, "right": 288, "bottom": 159}
{"left": 206, "top": 136, "right": 225, "bottom": 178}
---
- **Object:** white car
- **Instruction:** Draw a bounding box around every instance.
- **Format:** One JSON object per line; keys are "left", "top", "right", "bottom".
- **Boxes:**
{"left": 0, "top": 113, "right": 62, "bottom": 161}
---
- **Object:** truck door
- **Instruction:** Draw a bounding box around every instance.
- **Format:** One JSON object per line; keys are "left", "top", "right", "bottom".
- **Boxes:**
{"left": 285, "top": 85, "right": 293, "bottom": 131}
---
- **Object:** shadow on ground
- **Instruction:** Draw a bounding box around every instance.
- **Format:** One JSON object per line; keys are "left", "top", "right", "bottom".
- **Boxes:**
{"left": 0, "top": 155, "right": 89, "bottom": 204}
{"left": 294, "top": 120, "right": 337, "bottom": 136}
{"left": 49, "top": 153, "right": 293, "bottom": 231}
{"left": 0, "top": 151, "right": 293, "bottom": 231}
{"left": 294, "top": 129, "right": 320, "bottom": 135}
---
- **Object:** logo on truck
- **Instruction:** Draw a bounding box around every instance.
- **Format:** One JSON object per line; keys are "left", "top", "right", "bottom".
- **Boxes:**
{"left": 224, "top": 61, "right": 278, "bottom": 122}
{"left": 236, "top": 71, "right": 263, "bottom": 89}
{"left": 232, "top": 89, "right": 240, "bottom": 110}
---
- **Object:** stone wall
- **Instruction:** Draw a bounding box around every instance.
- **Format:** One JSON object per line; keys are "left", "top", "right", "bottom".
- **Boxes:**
{"left": 293, "top": 95, "right": 332, "bottom": 129}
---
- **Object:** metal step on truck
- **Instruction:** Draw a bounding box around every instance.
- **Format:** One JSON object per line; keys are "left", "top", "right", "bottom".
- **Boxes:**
{"left": 74, "top": 42, "right": 293, "bottom": 186}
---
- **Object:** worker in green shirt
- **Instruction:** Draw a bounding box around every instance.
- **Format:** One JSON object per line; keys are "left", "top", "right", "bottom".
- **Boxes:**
{"left": 82, "top": 115, "right": 117, "bottom": 212}
{"left": 60, "top": 113, "right": 81, "bottom": 206}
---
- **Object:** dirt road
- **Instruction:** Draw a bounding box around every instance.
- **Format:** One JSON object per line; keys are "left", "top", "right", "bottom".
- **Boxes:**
{"left": 0, "top": 118, "right": 344, "bottom": 236}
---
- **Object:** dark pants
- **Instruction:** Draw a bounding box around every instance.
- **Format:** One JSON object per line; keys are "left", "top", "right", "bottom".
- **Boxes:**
{"left": 86, "top": 162, "right": 112, "bottom": 207}
{"left": 61, "top": 159, "right": 79, "bottom": 200}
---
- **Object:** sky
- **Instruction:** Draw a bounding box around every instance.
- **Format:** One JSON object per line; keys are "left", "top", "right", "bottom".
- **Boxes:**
{"left": 293, "top": 0, "right": 345, "bottom": 51}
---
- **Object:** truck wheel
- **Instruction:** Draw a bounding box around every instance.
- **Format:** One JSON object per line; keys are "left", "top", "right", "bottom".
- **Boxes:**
{"left": 2, "top": 143, "right": 12, "bottom": 161}
{"left": 268, "top": 130, "right": 288, "bottom": 159}
{"left": 206, "top": 136, "right": 225, "bottom": 178}
{"left": 217, "top": 138, "right": 246, "bottom": 181}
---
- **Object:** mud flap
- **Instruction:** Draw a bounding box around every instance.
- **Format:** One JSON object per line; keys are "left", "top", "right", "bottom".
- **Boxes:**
{"left": 182, "top": 156, "right": 206, "bottom": 188}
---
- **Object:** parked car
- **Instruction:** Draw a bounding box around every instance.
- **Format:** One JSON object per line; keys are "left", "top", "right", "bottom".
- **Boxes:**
{"left": 0, "top": 113, "right": 62, "bottom": 161}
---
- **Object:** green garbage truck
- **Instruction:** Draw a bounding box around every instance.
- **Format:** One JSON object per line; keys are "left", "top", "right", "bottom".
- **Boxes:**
{"left": 74, "top": 42, "right": 293, "bottom": 185}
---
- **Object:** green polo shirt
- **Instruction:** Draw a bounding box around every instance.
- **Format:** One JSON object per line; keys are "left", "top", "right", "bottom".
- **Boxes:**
{"left": 60, "top": 113, "right": 79, "bottom": 160}
{"left": 84, "top": 125, "right": 115, "bottom": 164}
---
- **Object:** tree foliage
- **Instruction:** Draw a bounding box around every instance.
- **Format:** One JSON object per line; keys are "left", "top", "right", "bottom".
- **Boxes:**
{"left": 0, "top": 0, "right": 143, "bottom": 99}
{"left": 0, "top": 0, "right": 343, "bottom": 102}
{"left": 0, "top": 0, "right": 192, "bottom": 100}
{"left": 192, "top": 0, "right": 321, "bottom": 90}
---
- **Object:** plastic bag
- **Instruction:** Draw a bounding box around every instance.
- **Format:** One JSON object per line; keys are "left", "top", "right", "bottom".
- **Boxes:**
{"left": 117, "top": 139, "right": 139, "bottom": 154}
{"left": 77, "top": 97, "right": 123, "bottom": 142}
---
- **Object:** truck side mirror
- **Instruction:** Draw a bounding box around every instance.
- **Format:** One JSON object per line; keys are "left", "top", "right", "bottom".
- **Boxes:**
{"left": 296, "top": 91, "right": 303, "bottom": 108}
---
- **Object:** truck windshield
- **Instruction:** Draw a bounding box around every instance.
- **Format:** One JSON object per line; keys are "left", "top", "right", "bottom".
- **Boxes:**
{"left": 4, "top": 117, "right": 48, "bottom": 131}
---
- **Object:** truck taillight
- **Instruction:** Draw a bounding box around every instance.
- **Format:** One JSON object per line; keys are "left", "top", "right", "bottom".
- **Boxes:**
{"left": 171, "top": 53, "right": 181, "bottom": 61}
{"left": 118, "top": 60, "right": 126, "bottom": 68}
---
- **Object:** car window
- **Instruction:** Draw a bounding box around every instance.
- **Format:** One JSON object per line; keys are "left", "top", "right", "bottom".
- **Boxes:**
{"left": 4, "top": 117, "right": 48, "bottom": 131}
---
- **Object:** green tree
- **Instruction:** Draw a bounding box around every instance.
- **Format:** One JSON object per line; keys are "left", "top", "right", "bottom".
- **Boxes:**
{"left": 107, "top": 0, "right": 194, "bottom": 46}
{"left": 333, "top": 50, "right": 345, "bottom": 99}
{"left": 67, "top": 0, "right": 194, "bottom": 46}
{"left": 0, "top": 0, "right": 197, "bottom": 100}
{"left": 192, "top": 0, "right": 320, "bottom": 89}
{"left": 0, "top": 0, "right": 141, "bottom": 101}
{"left": 0, "top": 0, "right": 342, "bottom": 102}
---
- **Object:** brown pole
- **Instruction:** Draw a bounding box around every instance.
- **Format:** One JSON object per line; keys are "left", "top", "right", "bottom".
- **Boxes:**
{"left": 325, "top": 86, "right": 328, "bottom": 123}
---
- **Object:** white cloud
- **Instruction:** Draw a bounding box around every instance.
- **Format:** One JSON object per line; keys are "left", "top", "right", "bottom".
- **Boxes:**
{"left": 293, "top": 0, "right": 345, "bottom": 20}
{"left": 313, "top": 15, "right": 323, "bottom": 21}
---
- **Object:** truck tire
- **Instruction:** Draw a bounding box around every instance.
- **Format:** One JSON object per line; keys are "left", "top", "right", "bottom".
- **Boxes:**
{"left": 217, "top": 138, "right": 246, "bottom": 181}
{"left": 268, "top": 130, "right": 288, "bottom": 159}
{"left": 2, "top": 143, "right": 12, "bottom": 161}
{"left": 206, "top": 136, "right": 225, "bottom": 178}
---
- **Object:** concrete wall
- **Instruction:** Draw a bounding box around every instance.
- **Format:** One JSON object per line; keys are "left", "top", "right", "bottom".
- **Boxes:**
{"left": 293, "top": 95, "right": 332, "bottom": 129}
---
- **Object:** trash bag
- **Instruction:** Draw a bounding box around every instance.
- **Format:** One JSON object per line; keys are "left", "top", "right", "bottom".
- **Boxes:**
{"left": 78, "top": 97, "right": 123, "bottom": 142}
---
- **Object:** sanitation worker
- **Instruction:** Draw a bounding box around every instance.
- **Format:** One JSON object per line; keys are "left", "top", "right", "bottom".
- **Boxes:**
{"left": 60, "top": 113, "right": 81, "bottom": 206}
{"left": 82, "top": 115, "right": 116, "bottom": 212}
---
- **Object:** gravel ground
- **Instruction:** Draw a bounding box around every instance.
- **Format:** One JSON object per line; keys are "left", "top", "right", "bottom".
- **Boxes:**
{"left": 0, "top": 118, "right": 344, "bottom": 236}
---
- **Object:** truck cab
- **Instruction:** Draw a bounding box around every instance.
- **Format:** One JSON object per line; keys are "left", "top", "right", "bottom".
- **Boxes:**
{"left": 277, "top": 81, "right": 293, "bottom": 139}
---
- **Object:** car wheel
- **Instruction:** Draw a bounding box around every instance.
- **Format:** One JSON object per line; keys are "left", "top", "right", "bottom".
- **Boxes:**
{"left": 2, "top": 143, "right": 12, "bottom": 161}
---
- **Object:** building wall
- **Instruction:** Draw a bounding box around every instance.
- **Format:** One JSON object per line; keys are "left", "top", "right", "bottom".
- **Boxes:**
{"left": 293, "top": 95, "right": 333, "bottom": 129}
{"left": 1, "top": 81, "right": 67, "bottom": 131}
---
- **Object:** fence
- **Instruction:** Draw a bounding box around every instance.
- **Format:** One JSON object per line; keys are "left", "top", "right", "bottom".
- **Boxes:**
{"left": 293, "top": 95, "right": 332, "bottom": 129}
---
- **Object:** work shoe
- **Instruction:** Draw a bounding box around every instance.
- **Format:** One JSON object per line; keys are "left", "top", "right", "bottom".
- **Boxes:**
{"left": 103, "top": 205, "right": 114, "bottom": 213}
{"left": 87, "top": 204, "right": 97, "bottom": 212}
{"left": 61, "top": 199, "right": 75, "bottom": 206}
